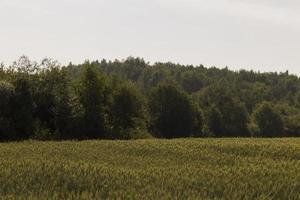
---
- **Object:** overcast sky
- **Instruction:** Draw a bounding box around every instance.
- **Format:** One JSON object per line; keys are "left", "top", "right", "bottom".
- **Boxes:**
{"left": 1, "top": 0, "right": 300, "bottom": 74}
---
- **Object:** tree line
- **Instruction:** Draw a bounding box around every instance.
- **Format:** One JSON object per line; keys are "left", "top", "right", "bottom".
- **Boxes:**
{"left": 1, "top": 56, "right": 300, "bottom": 141}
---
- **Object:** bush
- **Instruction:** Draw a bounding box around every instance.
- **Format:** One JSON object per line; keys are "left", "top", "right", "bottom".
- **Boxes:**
{"left": 32, "top": 120, "right": 60, "bottom": 141}
{"left": 284, "top": 114, "right": 300, "bottom": 137}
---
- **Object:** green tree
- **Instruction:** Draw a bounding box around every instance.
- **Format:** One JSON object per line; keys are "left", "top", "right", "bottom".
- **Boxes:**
{"left": 198, "top": 83, "right": 249, "bottom": 136}
{"left": 33, "top": 64, "right": 73, "bottom": 140}
{"left": 250, "top": 102, "right": 284, "bottom": 137}
{"left": 180, "top": 70, "right": 205, "bottom": 93}
{"left": 53, "top": 69, "right": 73, "bottom": 139}
{"left": 77, "top": 62, "right": 109, "bottom": 139}
{"left": 11, "top": 77, "right": 35, "bottom": 139}
{"left": 110, "top": 82, "right": 149, "bottom": 139}
{"left": 0, "top": 81, "right": 15, "bottom": 140}
{"left": 206, "top": 104, "right": 223, "bottom": 137}
{"left": 149, "top": 85, "right": 202, "bottom": 138}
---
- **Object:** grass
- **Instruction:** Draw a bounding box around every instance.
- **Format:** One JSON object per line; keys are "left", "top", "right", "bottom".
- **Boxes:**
{"left": 1, "top": 138, "right": 300, "bottom": 199}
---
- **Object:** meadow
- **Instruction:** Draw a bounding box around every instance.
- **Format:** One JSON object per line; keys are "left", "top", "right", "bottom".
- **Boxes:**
{"left": 1, "top": 138, "right": 300, "bottom": 199}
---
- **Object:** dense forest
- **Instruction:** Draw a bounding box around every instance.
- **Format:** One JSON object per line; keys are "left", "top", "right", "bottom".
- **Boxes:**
{"left": 1, "top": 56, "right": 300, "bottom": 141}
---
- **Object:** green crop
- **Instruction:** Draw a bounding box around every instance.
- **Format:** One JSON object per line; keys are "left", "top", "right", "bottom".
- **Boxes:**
{"left": 1, "top": 138, "right": 300, "bottom": 199}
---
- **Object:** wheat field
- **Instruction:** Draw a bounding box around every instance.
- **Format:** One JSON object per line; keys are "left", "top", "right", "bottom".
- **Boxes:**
{"left": 1, "top": 138, "right": 300, "bottom": 199}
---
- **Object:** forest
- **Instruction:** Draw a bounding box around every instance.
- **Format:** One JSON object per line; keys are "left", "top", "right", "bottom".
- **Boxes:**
{"left": 1, "top": 56, "right": 300, "bottom": 141}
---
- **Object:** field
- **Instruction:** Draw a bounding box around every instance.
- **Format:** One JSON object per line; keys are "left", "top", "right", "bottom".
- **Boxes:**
{"left": 1, "top": 139, "right": 300, "bottom": 199}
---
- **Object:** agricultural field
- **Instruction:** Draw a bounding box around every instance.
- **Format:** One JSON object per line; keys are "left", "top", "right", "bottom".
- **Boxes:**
{"left": 1, "top": 138, "right": 300, "bottom": 199}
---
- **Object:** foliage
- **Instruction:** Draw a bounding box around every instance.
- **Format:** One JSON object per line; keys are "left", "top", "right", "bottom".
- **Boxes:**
{"left": 205, "top": 104, "right": 222, "bottom": 137}
{"left": 250, "top": 102, "right": 284, "bottom": 137}
{"left": 1, "top": 56, "right": 300, "bottom": 139}
{"left": 77, "top": 62, "right": 109, "bottom": 139}
{"left": 198, "top": 83, "right": 249, "bottom": 137}
{"left": 0, "top": 81, "right": 15, "bottom": 140}
{"left": 11, "top": 77, "right": 35, "bottom": 140}
{"left": 110, "top": 81, "right": 149, "bottom": 139}
{"left": 149, "top": 85, "right": 202, "bottom": 138}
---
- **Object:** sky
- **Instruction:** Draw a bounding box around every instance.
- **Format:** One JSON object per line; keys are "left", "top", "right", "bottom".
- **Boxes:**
{"left": 1, "top": 0, "right": 300, "bottom": 74}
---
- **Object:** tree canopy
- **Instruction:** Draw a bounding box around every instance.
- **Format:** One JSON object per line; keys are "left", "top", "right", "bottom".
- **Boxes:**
{"left": 1, "top": 56, "right": 300, "bottom": 140}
